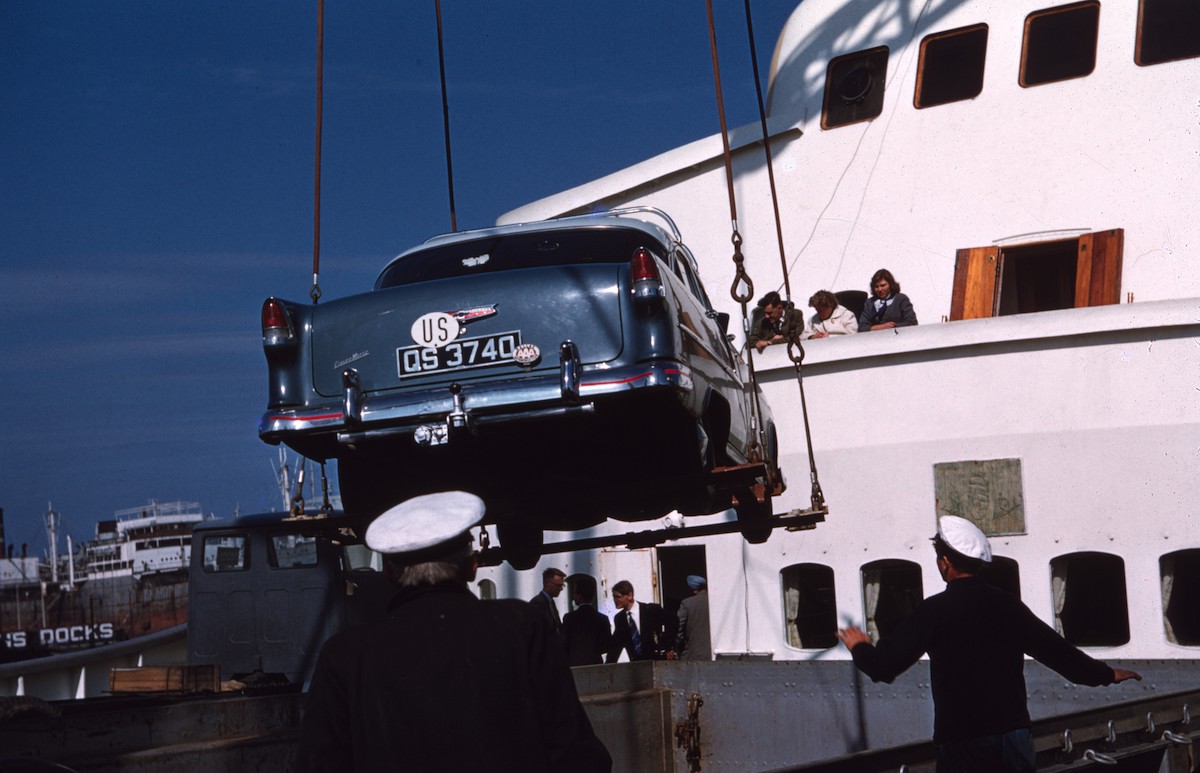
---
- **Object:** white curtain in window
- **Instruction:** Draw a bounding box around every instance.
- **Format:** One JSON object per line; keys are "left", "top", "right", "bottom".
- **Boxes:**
{"left": 785, "top": 578, "right": 802, "bottom": 648}
{"left": 1051, "top": 560, "right": 1069, "bottom": 637}
{"left": 863, "top": 568, "right": 882, "bottom": 643}
{"left": 1161, "top": 554, "right": 1176, "bottom": 644}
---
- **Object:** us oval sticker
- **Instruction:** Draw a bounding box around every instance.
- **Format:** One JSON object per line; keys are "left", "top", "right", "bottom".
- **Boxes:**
{"left": 411, "top": 312, "right": 461, "bottom": 348}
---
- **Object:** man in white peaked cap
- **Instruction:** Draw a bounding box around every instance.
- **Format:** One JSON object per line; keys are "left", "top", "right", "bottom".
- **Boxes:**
{"left": 296, "top": 492, "right": 611, "bottom": 772}
{"left": 837, "top": 516, "right": 1141, "bottom": 772}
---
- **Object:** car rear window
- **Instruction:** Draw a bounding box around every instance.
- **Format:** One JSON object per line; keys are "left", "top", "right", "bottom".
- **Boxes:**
{"left": 377, "top": 227, "right": 663, "bottom": 288}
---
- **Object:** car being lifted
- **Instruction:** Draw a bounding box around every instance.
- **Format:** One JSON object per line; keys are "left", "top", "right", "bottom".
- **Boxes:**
{"left": 258, "top": 208, "right": 782, "bottom": 566}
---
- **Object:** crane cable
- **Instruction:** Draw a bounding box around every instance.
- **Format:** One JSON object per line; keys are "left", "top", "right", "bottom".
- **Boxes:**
{"left": 706, "top": 1, "right": 827, "bottom": 514}
{"left": 741, "top": 0, "right": 825, "bottom": 514}
{"left": 434, "top": 0, "right": 458, "bottom": 233}
{"left": 309, "top": 0, "right": 324, "bottom": 304}
{"left": 704, "top": 0, "right": 768, "bottom": 475}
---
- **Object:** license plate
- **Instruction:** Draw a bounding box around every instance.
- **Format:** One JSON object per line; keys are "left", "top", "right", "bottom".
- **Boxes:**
{"left": 397, "top": 331, "right": 521, "bottom": 377}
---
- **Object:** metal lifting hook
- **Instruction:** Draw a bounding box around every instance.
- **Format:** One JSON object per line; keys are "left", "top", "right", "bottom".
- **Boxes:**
{"left": 291, "top": 464, "right": 306, "bottom": 516}
{"left": 728, "top": 229, "right": 754, "bottom": 304}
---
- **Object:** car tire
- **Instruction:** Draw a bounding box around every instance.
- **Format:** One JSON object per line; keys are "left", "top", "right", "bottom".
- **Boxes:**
{"left": 338, "top": 457, "right": 398, "bottom": 516}
{"left": 497, "top": 518, "right": 543, "bottom": 570}
{"left": 735, "top": 490, "right": 772, "bottom": 544}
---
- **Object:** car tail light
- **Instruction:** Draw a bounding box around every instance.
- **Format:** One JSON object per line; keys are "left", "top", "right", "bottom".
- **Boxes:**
{"left": 262, "top": 298, "right": 294, "bottom": 346}
{"left": 630, "top": 247, "right": 665, "bottom": 301}
{"left": 631, "top": 247, "right": 659, "bottom": 282}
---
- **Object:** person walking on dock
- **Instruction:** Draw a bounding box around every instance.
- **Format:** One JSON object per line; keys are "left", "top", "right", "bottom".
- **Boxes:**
{"left": 837, "top": 516, "right": 1141, "bottom": 773}
{"left": 295, "top": 491, "right": 611, "bottom": 773}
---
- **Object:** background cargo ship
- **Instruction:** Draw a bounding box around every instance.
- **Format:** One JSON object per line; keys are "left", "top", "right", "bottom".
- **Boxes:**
{"left": 0, "top": 501, "right": 204, "bottom": 663}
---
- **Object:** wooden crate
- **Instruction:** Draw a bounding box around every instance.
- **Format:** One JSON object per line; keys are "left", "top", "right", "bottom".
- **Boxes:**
{"left": 109, "top": 665, "right": 221, "bottom": 694}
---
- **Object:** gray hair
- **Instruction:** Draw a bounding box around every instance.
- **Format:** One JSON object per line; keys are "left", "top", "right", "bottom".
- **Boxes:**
{"left": 385, "top": 541, "right": 475, "bottom": 588}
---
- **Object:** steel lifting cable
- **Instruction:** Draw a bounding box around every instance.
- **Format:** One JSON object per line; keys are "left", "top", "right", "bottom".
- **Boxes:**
{"left": 434, "top": 0, "right": 458, "bottom": 232}
{"left": 704, "top": 0, "right": 768, "bottom": 469}
{"left": 310, "top": 0, "right": 325, "bottom": 304}
{"left": 741, "top": 0, "right": 826, "bottom": 513}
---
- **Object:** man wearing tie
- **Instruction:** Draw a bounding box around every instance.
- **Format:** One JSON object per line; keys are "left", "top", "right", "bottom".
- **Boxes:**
{"left": 607, "top": 580, "right": 674, "bottom": 662}
{"left": 530, "top": 567, "right": 566, "bottom": 639}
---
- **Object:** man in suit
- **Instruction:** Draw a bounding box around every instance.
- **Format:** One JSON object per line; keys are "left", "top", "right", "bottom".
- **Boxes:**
{"left": 296, "top": 492, "right": 611, "bottom": 772}
{"left": 606, "top": 579, "right": 674, "bottom": 662}
{"left": 674, "top": 575, "right": 711, "bottom": 661}
{"left": 562, "top": 576, "right": 611, "bottom": 666}
{"left": 529, "top": 567, "right": 566, "bottom": 640}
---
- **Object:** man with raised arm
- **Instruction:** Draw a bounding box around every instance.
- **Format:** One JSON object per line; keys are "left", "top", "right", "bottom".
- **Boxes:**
{"left": 837, "top": 516, "right": 1141, "bottom": 772}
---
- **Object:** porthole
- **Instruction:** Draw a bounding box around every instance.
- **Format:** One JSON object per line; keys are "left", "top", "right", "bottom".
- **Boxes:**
{"left": 821, "top": 47, "right": 889, "bottom": 129}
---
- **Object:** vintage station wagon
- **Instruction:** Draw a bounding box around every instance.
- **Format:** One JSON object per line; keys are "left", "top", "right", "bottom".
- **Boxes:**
{"left": 259, "top": 208, "right": 781, "bottom": 564}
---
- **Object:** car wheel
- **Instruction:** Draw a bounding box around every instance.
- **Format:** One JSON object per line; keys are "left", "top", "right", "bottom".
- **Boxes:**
{"left": 735, "top": 489, "right": 772, "bottom": 544}
{"left": 497, "top": 518, "right": 543, "bottom": 570}
{"left": 338, "top": 457, "right": 397, "bottom": 516}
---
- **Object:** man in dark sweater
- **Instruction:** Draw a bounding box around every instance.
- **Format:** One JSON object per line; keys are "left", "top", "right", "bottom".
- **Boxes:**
{"left": 296, "top": 492, "right": 611, "bottom": 773}
{"left": 837, "top": 516, "right": 1141, "bottom": 772}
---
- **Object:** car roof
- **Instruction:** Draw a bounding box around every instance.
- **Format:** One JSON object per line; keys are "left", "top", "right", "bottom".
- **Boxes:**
{"left": 390, "top": 207, "right": 683, "bottom": 264}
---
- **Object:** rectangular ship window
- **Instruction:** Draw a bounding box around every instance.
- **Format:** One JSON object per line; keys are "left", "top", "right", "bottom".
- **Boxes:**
{"left": 1021, "top": 2, "right": 1100, "bottom": 87}
{"left": 782, "top": 563, "right": 838, "bottom": 649}
{"left": 950, "top": 229, "right": 1124, "bottom": 321}
{"left": 1137, "top": 0, "right": 1200, "bottom": 65}
{"left": 1051, "top": 552, "right": 1130, "bottom": 646}
{"left": 984, "top": 556, "right": 1022, "bottom": 598}
{"left": 1161, "top": 550, "right": 1200, "bottom": 645}
{"left": 861, "top": 560, "right": 923, "bottom": 643}
{"left": 915, "top": 25, "right": 989, "bottom": 108}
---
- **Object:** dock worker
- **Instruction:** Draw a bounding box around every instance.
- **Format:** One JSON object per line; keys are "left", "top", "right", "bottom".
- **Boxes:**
{"left": 295, "top": 491, "right": 611, "bottom": 773}
{"left": 837, "top": 516, "right": 1141, "bottom": 773}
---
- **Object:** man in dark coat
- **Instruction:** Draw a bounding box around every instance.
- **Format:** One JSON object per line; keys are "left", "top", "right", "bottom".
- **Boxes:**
{"left": 606, "top": 579, "right": 674, "bottom": 662}
{"left": 562, "top": 576, "right": 611, "bottom": 666}
{"left": 748, "top": 291, "right": 803, "bottom": 352}
{"left": 529, "top": 566, "right": 566, "bottom": 640}
{"left": 837, "top": 516, "right": 1140, "bottom": 772}
{"left": 674, "top": 575, "right": 711, "bottom": 661}
{"left": 295, "top": 491, "right": 611, "bottom": 773}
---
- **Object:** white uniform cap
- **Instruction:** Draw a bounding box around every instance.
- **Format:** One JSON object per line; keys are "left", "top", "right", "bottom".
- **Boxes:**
{"left": 365, "top": 491, "right": 485, "bottom": 558}
{"left": 937, "top": 516, "right": 992, "bottom": 562}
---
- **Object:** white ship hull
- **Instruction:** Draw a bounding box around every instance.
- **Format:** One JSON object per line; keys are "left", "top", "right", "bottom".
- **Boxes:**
{"left": 482, "top": 0, "right": 1200, "bottom": 672}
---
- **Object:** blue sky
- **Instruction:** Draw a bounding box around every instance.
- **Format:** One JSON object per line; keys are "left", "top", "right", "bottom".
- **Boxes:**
{"left": 0, "top": 2, "right": 793, "bottom": 555}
